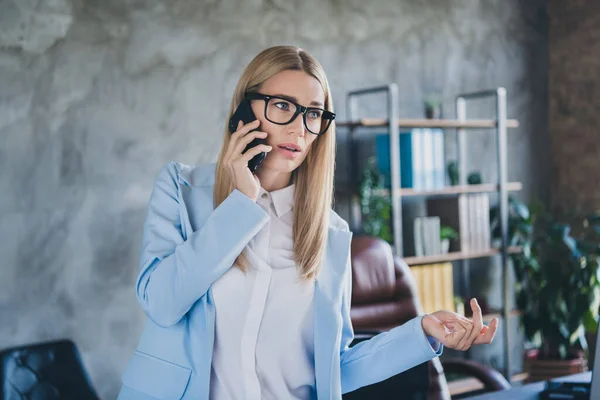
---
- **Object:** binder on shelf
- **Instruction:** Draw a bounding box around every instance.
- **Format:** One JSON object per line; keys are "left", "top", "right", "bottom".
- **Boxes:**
{"left": 375, "top": 128, "right": 444, "bottom": 190}
{"left": 414, "top": 217, "right": 424, "bottom": 257}
{"left": 480, "top": 194, "right": 491, "bottom": 249}
{"left": 470, "top": 193, "right": 491, "bottom": 251}
{"left": 413, "top": 216, "right": 441, "bottom": 256}
{"left": 442, "top": 262, "right": 454, "bottom": 311}
{"left": 459, "top": 195, "right": 470, "bottom": 252}
{"left": 468, "top": 195, "right": 478, "bottom": 251}
{"left": 431, "top": 264, "right": 443, "bottom": 311}
{"left": 410, "top": 263, "right": 454, "bottom": 314}
{"left": 432, "top": 129, "right": 445, "bottom": 187}
{"left": 422, "top": 129, "right": 434, "bottom": 190}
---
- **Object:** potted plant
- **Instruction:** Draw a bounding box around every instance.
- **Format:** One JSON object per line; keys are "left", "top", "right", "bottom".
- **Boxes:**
{"left": 445, "top": 161, "right": 483, "bottom": 186}
{"left": 359, "top": 157, "right": 393, "bottom": 244}
{"left": 447, "top": 161, "right": 459, "bottom": 186}
{"left": 424, "top": 96, "right": 442, "bottom": 119}
{"left": 584, "top": 304, "right": 599, "bottom": 371}
{"left": 440, "top": 225, "right": 458, "bottom": 254}
{"left": 491, "top": 198, "right": 600, "bottom": 382}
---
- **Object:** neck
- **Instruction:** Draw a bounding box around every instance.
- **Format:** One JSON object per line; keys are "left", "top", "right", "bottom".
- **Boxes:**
{"left": 255, "top": 167, "right": 293, "bottom": 192}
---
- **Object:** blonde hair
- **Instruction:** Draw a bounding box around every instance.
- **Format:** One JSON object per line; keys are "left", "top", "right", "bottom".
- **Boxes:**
{"left": 214, "top": 45, "right": 336, "bottom": 281}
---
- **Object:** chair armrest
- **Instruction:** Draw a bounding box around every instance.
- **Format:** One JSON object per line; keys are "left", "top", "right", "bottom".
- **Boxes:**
{"left": 442, "top": 358, "right": 511, "bottom": 391}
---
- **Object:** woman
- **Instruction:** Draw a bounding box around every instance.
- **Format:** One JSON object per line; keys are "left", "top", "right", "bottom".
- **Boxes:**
{"left": 118, "top": 45, "right": 498, "bottom": 400}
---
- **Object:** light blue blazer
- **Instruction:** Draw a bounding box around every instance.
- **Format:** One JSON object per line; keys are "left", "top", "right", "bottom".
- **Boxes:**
{"left": 118, "top": 161, "right": 442, "bottom": 400}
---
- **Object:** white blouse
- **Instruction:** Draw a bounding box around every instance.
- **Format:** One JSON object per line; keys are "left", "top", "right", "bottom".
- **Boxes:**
{"left": 209, "top": 183, "right": 317, "bottom": 400}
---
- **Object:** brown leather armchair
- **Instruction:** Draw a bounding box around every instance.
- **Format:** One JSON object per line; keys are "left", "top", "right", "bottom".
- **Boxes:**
{"left": 346, "top": 235, "right": 511, "bottom": 400}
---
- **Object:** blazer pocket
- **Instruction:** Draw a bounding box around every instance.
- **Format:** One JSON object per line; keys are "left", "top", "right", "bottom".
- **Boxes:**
{"left": 122, "top": 351, "right": 192, "bottom": 400}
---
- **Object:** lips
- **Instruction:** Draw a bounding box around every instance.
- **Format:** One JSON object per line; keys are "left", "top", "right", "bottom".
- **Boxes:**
{"left": 277, "top": 143, "right": 301, "bottom": 152}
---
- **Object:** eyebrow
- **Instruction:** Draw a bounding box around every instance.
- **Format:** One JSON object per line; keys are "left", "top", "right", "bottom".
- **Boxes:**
{"left": 272, "top": 93, "right": 324, "bottom": 107}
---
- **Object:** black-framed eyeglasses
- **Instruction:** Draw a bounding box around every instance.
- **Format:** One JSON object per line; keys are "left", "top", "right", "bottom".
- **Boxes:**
{"left": 245, "top": 92, "right": 335, "bottom": 135}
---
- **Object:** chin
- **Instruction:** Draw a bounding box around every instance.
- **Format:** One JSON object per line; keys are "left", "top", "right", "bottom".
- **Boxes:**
{"left": 262, "top": 156, "right": 302, "bottom": 173}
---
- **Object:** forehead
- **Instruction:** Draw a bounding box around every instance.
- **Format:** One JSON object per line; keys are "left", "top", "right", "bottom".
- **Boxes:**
{"left": 260, "top": 69, "right": 325, "bottom": 105}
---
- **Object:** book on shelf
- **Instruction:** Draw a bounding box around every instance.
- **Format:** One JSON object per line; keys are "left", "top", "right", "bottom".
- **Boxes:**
{"left": 468, "top": 195, "right": 478, "bottom": 251}
{"left": 427, "top": 193, "right": 491, "bottom": 253}
{"left": 375, "top": 128, "right": 444, "bottom": 190}
{"left": 413, "top": 216, "right": 441, "bottom": 256}
{"left": 414, "top": 217, "right": 424, "bottom": 257}
{"left": 410, "top": 263, "right": 455, "bottom": 314}
{"left": 402, "top": 198, "right": 425, "bottom": 257}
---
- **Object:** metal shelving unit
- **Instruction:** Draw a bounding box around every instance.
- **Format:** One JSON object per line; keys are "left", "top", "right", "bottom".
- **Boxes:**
{"left": 339, "top": 84, "right": 520, "bottom": 379}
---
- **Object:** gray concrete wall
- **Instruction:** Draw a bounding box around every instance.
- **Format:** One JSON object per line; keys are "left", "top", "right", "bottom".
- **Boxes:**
{"left": 0, "top": 0, "right": 547, "bottom": 396}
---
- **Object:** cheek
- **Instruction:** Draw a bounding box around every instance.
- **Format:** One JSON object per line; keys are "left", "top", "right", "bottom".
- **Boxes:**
{"left": 305, "top": 136, "right": 318, "bottom": 152}
{"left": 296, "top": 136, "right": 318, "bottom": 162}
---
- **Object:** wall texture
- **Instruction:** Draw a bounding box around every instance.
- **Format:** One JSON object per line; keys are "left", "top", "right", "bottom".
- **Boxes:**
{"left": 0, "top": 0, "right": 547, "bottom": 396}
{"left": 548, "top": 0, "right": 600, "bottom": 215}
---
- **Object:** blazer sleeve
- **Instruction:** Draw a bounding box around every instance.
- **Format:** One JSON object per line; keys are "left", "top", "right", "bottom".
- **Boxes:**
{"left": 136, "top": 162, "right": 269, "bottom": 327}
{"left": 339, "top": 247, "right": 443, "bottom": 394}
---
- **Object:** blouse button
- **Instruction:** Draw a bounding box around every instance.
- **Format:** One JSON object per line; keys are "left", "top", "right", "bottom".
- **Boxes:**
{"left": 261, "top": 193, "right": 268, "bottom": 199}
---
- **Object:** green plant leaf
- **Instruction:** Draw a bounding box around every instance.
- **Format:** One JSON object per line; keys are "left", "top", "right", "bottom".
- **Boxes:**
{"left": 512, "top": 199, "right": 530, "bottom": 220}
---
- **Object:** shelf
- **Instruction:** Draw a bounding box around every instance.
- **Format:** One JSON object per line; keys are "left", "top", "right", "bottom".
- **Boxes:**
{"left": 375, "top": 182, "right": 523, "bottom": 197}
{"left": 404, "top": 246, "right": 522, "bottom": 266}
{"left": 342, "top": 86, "right": 517, "bottom": 379}
{"left": 337, "top": 118, "right": 520, "bottom": 129}
{"left": 336, "top": 182, "right": 522, "bottom": 198}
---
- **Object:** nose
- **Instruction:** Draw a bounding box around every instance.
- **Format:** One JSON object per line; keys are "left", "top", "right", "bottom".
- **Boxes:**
{"left": 288, "top": 112, "right": 306, "bottom": 137}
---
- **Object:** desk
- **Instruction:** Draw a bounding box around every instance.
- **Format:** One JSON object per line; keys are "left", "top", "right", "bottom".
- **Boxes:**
{"left": 467, "top": 372, "right": 592, "bottom": 399}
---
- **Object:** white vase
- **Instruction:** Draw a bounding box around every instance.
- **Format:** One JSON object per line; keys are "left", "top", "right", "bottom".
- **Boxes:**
{"left": 441, "top": 239, "right": 450, "bottom": 254}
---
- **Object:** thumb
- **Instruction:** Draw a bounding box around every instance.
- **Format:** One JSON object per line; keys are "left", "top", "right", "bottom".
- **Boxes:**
{"left": 423, "top": 315, "right": 451, "bottom": 342}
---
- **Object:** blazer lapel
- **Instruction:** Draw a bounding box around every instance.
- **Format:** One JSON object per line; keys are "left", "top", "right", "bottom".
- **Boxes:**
{"left": 314, "top": 226, "right": 352, "bottom": 399}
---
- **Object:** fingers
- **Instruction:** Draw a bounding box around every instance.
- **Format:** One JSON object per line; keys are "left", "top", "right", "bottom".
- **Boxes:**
{"left": 233, "top": 119, "right": 260, "bottom": 138}
{"left": 466, "top": 298, "right": 485, "bottom": 348}
{"left": 475, "top": 317, "right": 499, "bottom": 345}
{"left": 453, "top": 299, "right": 485, "bottom": 351}
{"left": 232, "top": 130, "right": 268, "bottom": 157}
{"left": 241, "top": 144, "right": 272, "bottom": 162}
{"left": 225, "top": 120, "right": 261, "bottom": 161}
{"left": 421, "top": 314, "right": 451, "bottom": 345}
{"left": 451, "top": 318, "right": 474, "bottom": 351}
{"left": 429, "top": 307, "right": 498, "bottom": 351}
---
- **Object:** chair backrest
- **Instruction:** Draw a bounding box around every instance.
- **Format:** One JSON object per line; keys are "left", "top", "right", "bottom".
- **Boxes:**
{"left": 350, "top": 236, "right": 421, "bottom": 329}
{"left": 349, "top": 235, "right": 451, "bottom": 400}
{"left": 0, "top": 339, "right": 99, "bottom": 399}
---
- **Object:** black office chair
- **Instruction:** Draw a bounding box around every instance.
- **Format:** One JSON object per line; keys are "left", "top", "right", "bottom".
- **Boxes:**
{"left": 0, "top": 339, "right": 99, "bottom": 399}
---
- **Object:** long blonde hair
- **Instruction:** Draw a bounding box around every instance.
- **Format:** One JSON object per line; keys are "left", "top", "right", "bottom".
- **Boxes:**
{"left": 213, "top": 46, "right": 336, "bottom": 281}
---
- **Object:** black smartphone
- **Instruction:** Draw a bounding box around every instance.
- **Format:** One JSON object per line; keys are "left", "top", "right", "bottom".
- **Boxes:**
{"left": 228, "top": 99, "right": 267, "bottom": 174}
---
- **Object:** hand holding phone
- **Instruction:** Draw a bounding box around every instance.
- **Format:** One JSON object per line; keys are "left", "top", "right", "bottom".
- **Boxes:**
{"left": 228, "top": 99, "right": 268, "bottom": 174}
{"left": 224, "top": 107, "right": 272, "bottom": 201}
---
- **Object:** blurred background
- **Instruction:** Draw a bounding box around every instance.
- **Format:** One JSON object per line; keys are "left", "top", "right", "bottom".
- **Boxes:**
{"left": 1, "top": 0, "right": 599, "bottom": 399}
